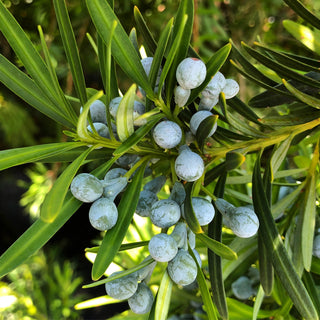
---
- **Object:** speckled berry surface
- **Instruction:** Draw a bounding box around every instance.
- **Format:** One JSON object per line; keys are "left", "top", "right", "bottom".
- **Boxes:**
{"left": 176, "top": 58, "right": 206, "bottom": 89}
{"left": 192, "top": 197, "right": 215, "bottom": 226}
{"left": 136, "top": 190, "right": 158, "bottom": 217}
{"left": 175, "top": 149, "right": 204, "bottom": 182}
{"left": 222, "top": 78, "right": 240, "bottom": 99}
{"left": 70, "top": 173, "right": 103, "bottom": 203}
{"left": 174, "top": 85, "right": 191, "bottom": 107}
{"left": 148, "top": 233, "right": 178, "bottom": 262}
{"left": 202, "top": 71, "right": 226, "bottom": 98}
{"left": 227, "top": 206, "right": 259, "bottom": 238}
{"left": 105, "top": 272, "right": 138, "bottom": 300}
{"left": 150, "top": 199, "right": 181, "bottom": 228}
{"left": 128, "top": 282, "right": 154, "bottom": 314}
{"left": 167, "top": 249, "right": 197, "bottom": 286}
{"left": 153, "top": 121, "right": 182, "bottom": 149}
{"left": 89, "top": 198, "right": 118, "bottom": 231}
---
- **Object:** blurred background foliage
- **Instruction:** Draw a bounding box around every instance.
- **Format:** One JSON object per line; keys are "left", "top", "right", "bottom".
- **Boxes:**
{"left": 0, "top": 0, "right": 317, "bottom": 318}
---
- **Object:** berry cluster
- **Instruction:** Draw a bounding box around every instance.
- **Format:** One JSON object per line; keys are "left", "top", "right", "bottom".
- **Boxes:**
{"left": 70, "top": 56, "right": 257, "bottom": 315}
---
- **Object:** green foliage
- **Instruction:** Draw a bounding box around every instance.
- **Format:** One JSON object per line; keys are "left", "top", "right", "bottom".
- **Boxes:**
{"left": 0, "top": 249, "right": 85, "bottom": 320}
{"left": 0, "top": 0, "right": 320, "bottom": 319}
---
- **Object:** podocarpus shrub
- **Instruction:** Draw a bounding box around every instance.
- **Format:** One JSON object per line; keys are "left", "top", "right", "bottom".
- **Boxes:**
{"left": 0, "top": 0, "right": 320, "bottom": 319}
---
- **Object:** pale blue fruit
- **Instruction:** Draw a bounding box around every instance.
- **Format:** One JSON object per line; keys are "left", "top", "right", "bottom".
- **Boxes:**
{"left": 128, "top": 282, "right": 154, "bottom": 314}
{"left": 150, "top": 199, "right": 181, "bottom": 228}
{"left": 167, "top": 249, "right": 197, "bottom": 286}
{"left": 191, "top": 197, "right": 215, "bottom": 226}
{"left": 148, "top": 233, "right": 178, "bottom": 262}
{"left": 136, "top": 190, "right": 158, "bottom": 217}
{"left": 89, "top": 198, "right": 118, "bottom": 231}
{"left": 176, "top": 58, "right": 206, "bottom": 90}
{"left": 153, "top": 121, "right": 182, "bottom": 149}
{"left": 105, "top": 272, "right": 138, "bottom": 300}
{"left": 70, "top": 173, "right": 103, "bottom": 203}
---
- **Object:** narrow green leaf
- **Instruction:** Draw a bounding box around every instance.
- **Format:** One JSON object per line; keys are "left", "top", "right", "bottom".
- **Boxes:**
{"left": 198, "top": 233, "right": 237, "bottom": 261}
{"left": 164, "top": 0, "right": 194, "bottom": 101}
{"left": 77, "top": 90, "right": 104, "bottom": 141}
{"left": 0, "top": 1, "right": 68, "bottom": 115}
{"left": 85, "top": 240, "right": 149, "bottom": 254}
{"left": 301, "top": 143, "right": 318, "bottom": 271}
{"left": 283, "top": 0, "right": 320, "bottom": 34}
{"left": 252, "top": 286, "right": 265, "bottom": 320}
{"left": 242, "top": 41, "right": 320, "bottom": 89}
{"left": 0, "top": 54, "right": 75, "bottom": 128}
{"left": 225, "top": 151, "right": 246, "bottom": 171}
{"left": 53, "top": 0, "right": 87, "bottom": 106}
{"left": 97, "top": 23, "right": 119, "bottom": 104}
{"left": 190, "top": 249, "right": 218, "bottom": 320}
{"left": 116, "top": 84, "right": 137, "bottom": 142}
{"left": 254, "top": 41, "right": 320, "bottom": 73}
{"left": 86, "top": 0, "right": 154, "bottom": 98}
{"left": 38, "top": 25, "right": 78, "bottom": 125}
{"left": 302, "top": 271, "right": 320, "bottom": 317}
{"left": 154, "top": 270, "right": 173, "bottom": 320}
{"left": 271, "top": 135, "right": 293, "bottom": 180}
{"left": 129, "top": 28, "right": 140, "bottom": 56}
{"left": 0, "top": 142, "right": 84, "bottom": 171}
{"left": 188, "top": 43, "right": 232, "bottom": 104}
{"left": 208, "top": 173, "right": 228, "bottom": 320}
{"left": 230, "top": 59, "right": 294, "bottom": 105}
{"left": 230, "top": 39, "right": 278, "bottom": 87}
{"left": 83, "top": 256, "right": 154, "bottom": 288}
{"left": 196, "top": 115, "right": 219, "bottom": 151}
{"left": 227, "top": 97, "right": 262, "bottom": 125}
{"left": 222, "top": 237, "right": 257, "bottom": 281}
{"left": 215, "top": 127, "right": 252, "bottom": 142}
{"left": 40, "top": 147, "right": 93, "bottom": 223}
{"left": 248, "top": 71, "right": 320, "bottom": 108}
{"left": 113, "top": 113, "right": 164, "bottom": 156}
{"left": 133, "top": 6, "right": 157, "bottom": 55}
{"left": 0, "top": 160, "right": 116, "bottom": 278}
{"left": 282, "top": 78, "right": 320, "bottom": 109}
{"left": 204, "top": 162, "right": 227, "bottom": 186}
{"left": 149, "top": 18, "right": 173, "bottom": 95}
{"left": 158, "top": 14, "right": 188, "bottom": 96}
{"left": 258, "top": 235, "right": 274, "bottom": 295}
{"left": 92, "top": 162, "right": 147, "bottom": 280}
{"left": 184, "top": 183, "right": 203, "bottom": 234}
{"left": 252, "top": 153, "right": 318, "bottom": 320}
{"left": 227, "top": 298, "right": 275, "bottom": 319}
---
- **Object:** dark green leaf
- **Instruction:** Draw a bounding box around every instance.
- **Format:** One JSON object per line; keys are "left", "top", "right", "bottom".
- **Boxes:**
{"left": 302, "top": 271, "right": 320, "bottom": 317}
{"left": 197, "top": 233, "right": 237, "bottom": 261}
{"left": 227, "top": 97, "right": 262, "bottom": 125}
{"left": 190, "top": 249, "right": 218, "bottom": 320}
{"left": 154, "top": 270, "right": 173, "bottom": 320}
{"left": 282, "top": 78, "right": 320, "bottom": 109}
{"left": 53, "top": 0, "right": 87, "bottom": 106}
{"left": 86, "top": 0, "right": 154, "bottom": 98}
{"left": 283, "top": 0, "right": 320, "bottom": 30}
{"left": 196, "top": 114, "right": 219, "bottom": 151}
{"left": 242, "top": 42, "right": 320, "bottom": 89}
{"left": 91, "top": 162, "right": 147, "bottom": 280}
{"left": 0, "top": 55, "right": 75, "bottom": 128}
{"left": 252, "top": 153, "right": 318, "bottom": 320}
{"left": 0, "top": 1, "right": 69, "bottom": 117}
{"left": 231, "top": 39, "right": 278, "bottom": 87}
{"left": 0, "top": 142, "right": 84, "bottom": 171}
{"left": 184, "top": 183, "right": 203, "bottom": 234}
{"left": 133, "top": 6, "right": 157, "bottom": 55}
{"left": 164, "top": 0, "right": 194, "bottom": 101}
{"left": 208, "top": 173, "right": 228, "bottom": 320}
{"left": 225, "top": 151, "right": 245, "bottom": 171}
